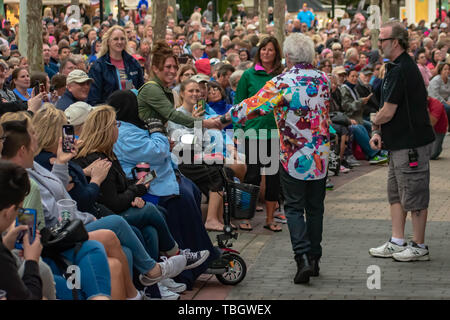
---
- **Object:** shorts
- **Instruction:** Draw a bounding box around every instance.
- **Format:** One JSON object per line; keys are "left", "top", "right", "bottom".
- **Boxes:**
{"left": 387, "top": 143, "right": 432, "bottom": 211}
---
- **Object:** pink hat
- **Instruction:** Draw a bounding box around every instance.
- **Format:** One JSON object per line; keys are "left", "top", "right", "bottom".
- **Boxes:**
{"left": 195, "top": 58, "right": 211, "bottom": 76}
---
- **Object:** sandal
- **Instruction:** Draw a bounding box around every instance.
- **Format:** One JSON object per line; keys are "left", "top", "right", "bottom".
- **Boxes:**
{"left": 274, "top": 213, "right": 287, "bottom": 224}
{"left": 239, "top": 221, "right": 253, "bottom": 231}
{"left": 263, "top": 223, "right": 282, "bottom": 232}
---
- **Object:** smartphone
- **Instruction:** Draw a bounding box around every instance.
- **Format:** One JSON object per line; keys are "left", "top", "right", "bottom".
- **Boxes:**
{"left": 33, "top": 81, "right": 40, "bottom": 96}
{"left": 143, "top": 170, "right": 157, "bottom": 184}
{"left": 15, "top": 208, "right": 37, "bottom": 250}
{"left": 178, "top": 56, "right": 188, "bottom": 64}
{"left": 195, "top": 99, "right": 205, "bottom": 112}
{"left": 62, "top": 125, "right": 75, "bottom": 153}
{"left": 39, "top": 82, "right": 46, "bottom": 93}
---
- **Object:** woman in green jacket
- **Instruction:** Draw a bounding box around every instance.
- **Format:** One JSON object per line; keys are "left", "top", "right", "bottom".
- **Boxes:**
{"left": 138, "top": 41, "right": 220, "bottom": 130}
{"left": 234, "top": 36, "right": 285, "bottom": 232}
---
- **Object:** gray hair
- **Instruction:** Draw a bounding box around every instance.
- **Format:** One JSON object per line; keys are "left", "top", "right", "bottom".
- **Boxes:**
{"left": 229, "top": 70, "right": 244, "bottom": 88}
{"left": 283, "top": 33, "right": 315, "bottom": 65}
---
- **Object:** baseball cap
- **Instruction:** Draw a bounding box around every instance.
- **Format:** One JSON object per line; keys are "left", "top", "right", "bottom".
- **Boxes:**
{"left": 332, "top": 66, "right": 346, "bottom": 75}
{"left": 191, "top": 73, "right": 210, "bottom": 83}
{"left": 440, "top": 22, "right": 448, "bottom": 29}
{"left": 65, "top": 102, "right": 93, "bottom": 126}
{"left": 195, "top": 58, "right": 211, "bottom": 76}
{"left": 132, "top": 54, "right": 146, "bottom": 63}
{"left": 247, "top": 24, "right": 256, "bottom": 30}
{"left": 66, "top": 69, "right": 94, "bottom": 85}
{"left": 191, "top": 42, "right": 206, "bottom": 51}
{"left": 361, "top": 66, "right": 373, "bottom": 75}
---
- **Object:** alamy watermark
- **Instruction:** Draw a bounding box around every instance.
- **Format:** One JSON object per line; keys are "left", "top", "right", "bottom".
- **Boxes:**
{"left": 170, "top": 120, "right": 280, "bottom": 175}
{"left": 66, "top": 265, "right": 81, "bottom": 290}
{"left": 366, "top": 265, "right": 381, "bottom": 290}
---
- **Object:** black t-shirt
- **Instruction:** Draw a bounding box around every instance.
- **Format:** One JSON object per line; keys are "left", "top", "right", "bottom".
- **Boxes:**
{"left": 380, "top": 51, "right": 435, "bottom": 150}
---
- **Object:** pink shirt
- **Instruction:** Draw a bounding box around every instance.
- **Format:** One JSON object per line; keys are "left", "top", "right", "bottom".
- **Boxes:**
{"left": 418, "top": 63, "right": 432, "bottom": 87}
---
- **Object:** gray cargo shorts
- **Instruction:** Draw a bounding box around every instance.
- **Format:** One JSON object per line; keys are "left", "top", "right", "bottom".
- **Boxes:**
{"left": 387, "top": 143, "right": 432, "bottom": 212}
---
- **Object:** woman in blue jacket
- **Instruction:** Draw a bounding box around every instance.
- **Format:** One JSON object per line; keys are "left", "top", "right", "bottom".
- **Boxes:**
{"left": 108, "top": 90, "right": 219, "bottom": 290}
{"left": 87, "top": 26, "right": 144, "bottom": 106}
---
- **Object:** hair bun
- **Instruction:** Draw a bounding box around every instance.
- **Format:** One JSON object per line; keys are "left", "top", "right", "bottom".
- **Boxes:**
{"left": 152, "top": 40, "right": 172, "bottom": 55}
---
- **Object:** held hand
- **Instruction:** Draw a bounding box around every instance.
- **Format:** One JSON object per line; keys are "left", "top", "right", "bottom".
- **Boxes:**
{"left": 369, "top": 134, "right": 382, "bottom": 150}
{"left": 23, "top": 231, "right": 43, "bottom": 263}
{"left": 83, "top": 158, "right": 102, "bottom": 177}
{"left": 55, "top": 137, "right": 79, "bottom": 165}
{"left": 27, "top": 92, "right": 45, "bottom": 113}
{"left": 202, "top": 117, "right": 222, "bottom": 130}
{"left": 350, "top": 119, "right": 357, "bottom": 125}
{"left": 2, "top": 225, "right": 28, "bottom": 251}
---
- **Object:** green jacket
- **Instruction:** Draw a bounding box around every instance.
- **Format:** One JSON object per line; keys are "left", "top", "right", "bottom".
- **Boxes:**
{"left": 138, "top": 77, "right": 197, "bottom": 127}
{"left": 339, "top": 84, "right": 364, "bottom": 124}
{"left": 234, "top": 66, "right": 278, "bottom": 139}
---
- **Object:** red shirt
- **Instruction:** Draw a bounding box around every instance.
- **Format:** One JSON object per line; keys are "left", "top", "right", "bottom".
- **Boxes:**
{"left": 428, "top": 96, "right": 448, "bottom": 133}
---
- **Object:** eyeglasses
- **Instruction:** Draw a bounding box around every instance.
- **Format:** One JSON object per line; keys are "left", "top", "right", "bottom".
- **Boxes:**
{"left": 183, "top": 72, "right": 195, "bottom": 77}
{"left": 378, "top": 37, "right": 395, "bottom": 43}
{"left": 208, "top": 87, "right": 220, "bottom": 92}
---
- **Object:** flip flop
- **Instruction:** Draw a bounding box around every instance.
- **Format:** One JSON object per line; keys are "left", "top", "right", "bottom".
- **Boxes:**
{"left": 263, "top": 223, "right": 282, "bottom": 232}
{"left": 239, "top": 222, "right": 253, "bottom": 231}
{"left": 256, "top": 206, "right": 264, "bottom": 212}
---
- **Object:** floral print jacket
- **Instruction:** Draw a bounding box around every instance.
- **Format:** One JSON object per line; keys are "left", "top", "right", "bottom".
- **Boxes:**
{"left": 230, "top": 63, "right": 331, "bottom": 181}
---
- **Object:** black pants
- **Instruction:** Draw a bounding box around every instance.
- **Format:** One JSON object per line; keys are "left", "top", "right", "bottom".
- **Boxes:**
{"left": 243, "top": 137, "right": 280, "bottom": 202}
{"left": 280, "top": 169, "right": 326, "bottom": 259}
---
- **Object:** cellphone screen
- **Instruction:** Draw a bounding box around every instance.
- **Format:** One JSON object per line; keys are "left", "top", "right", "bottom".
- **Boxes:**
{"left": 143, "top": 170, "right": 157, "bottom": 184}
{"left": 196, "top": 99, "right": 205, "bottom": 111}
{"left": 39, "top": 83, "right": 46, "bottom": 93}
{"left": 62, "top": 125, "right": 75, "bottom": 153}
{"left": 15, "top": 209, "right": 37, "bottom": 250}
{"left": 178, "top": 56, "right": 188, "bottom": 64}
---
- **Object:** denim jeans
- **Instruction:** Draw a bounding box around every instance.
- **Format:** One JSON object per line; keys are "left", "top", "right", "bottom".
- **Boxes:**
{"left": 120, "top": 203, "right": 178, "bottom": 259}
{"left": 44, "top": 240, "right": 111, "bottom": 300}
{"left": 431, "top": 132, "right": 446, "bottom": 159}
{"left": 350, "top": 123, "right": 378, "bottom": 159}
{"left": 280, "top": 169, "right": 326, "bottom": 259}
{"left": 85, "top": 215, "right": 157, "bottom": 275}
{"left": 443, "top": 101, "right": 450, "bottom": 130}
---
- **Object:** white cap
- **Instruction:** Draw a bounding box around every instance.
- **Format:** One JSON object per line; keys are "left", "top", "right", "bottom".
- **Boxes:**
{"left": 64, "top": 102, "right": 93, "bottom": 126}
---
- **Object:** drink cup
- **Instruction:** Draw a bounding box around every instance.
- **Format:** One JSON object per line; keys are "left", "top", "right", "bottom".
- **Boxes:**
{"left": 56, "top": 199, "right": 77, "bottom": 221}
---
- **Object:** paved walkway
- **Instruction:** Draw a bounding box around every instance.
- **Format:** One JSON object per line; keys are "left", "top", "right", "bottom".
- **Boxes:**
{"left": 182, "top": 137, "right": 450, "bottom": 300}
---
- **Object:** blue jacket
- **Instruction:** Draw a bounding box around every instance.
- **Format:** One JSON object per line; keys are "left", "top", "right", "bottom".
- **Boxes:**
{"left": 56, "top": 89, "right": 80, "bottom": 111}
{"left": 87, "top": 51, "right": 144, "bottom": 106}
{"left": 113, "top": 121, "right": 179, "bottom": 197}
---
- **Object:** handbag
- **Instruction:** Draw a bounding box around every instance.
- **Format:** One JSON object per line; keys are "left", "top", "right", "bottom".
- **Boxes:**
{"left": 330, "top": 111, "right": 351, "bottom": 126}
{"left": 40, "top": 218, "right": 89, "bottom": 255}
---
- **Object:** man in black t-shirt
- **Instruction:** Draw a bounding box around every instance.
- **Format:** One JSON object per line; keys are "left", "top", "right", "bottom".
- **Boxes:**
{"left": 368, "top": 21, "right": 435, "bottom": 262}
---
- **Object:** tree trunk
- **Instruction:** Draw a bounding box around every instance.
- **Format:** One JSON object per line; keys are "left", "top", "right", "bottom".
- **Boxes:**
{"left": 71, "top": 0, "right": 79, "bottom": 5}
{"left": 26, "top": 0, "right": 43, "bottom": 73}
{"left": 381, "top": 0, "right": 390, "bottom": 22}
{"left": 152, "top": 0, "right": 168, "bottom": 42}
{"left": 370, "top": 0, "right": 379, "bottom": 50}
{"left": 273, "top": 0, "right": 285, "bottom": 48}
{"left": 168, "top": 0, "right": 177, "bottom": 24}
{"left": 0, "top": 0, "right": 4, "bottom": 18}
{"left": 259, "top": 0, "right": 268, "bottom": 34}
{"left": 254, "top": 0, "right": 259, "bottom": 16}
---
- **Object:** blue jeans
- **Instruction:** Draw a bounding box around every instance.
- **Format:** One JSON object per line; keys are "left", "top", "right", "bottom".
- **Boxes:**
{"left": 350, "top": 124, "right": 378, "bottom": 159}
{"left": 280, "top": 169, "right": 326, "bottom": 259}
{"left": 85, "top": 215, "right": 157, "bottom": 274}
{"left": 120, "top": 203, "right": 178, "bottom": 260}
{"left": 44, "top": 240, "right": 111, "bottom": 300}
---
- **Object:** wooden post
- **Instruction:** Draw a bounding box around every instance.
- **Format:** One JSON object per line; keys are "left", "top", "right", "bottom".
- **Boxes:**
{"left": 259, "top": 0, "right": 268, "bottom": 34}
{"left": 168, "top": 0, "right": 177, "bottom": 24}
{"left": 370, "top": 0, "right": 379, "bottom": 50}
{"left": 25, "top": 0, "right": 43, "bottom": 73}
{"left": 381, "top": 0, "right": 390, "bottom": 22}
{"left": 152, "top": 0, "right": 168, "bottom": 42}
{"left": 274, "top": 0, "right": 285, "bottom": 48}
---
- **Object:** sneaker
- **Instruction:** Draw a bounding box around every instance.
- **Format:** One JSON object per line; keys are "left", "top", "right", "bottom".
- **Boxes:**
{"left": 369, "top": 240, "right": 407, "bottom": 258}
{"left": 156, "top": 284, "right": 180, "bottom": 300}
{"left": 340, "top": 165, "right": 350, "bottom": 173}
{"left": 160, "top": 278, "right": 187, "bottom": 293}
{"left": 369, "top": 154, "right": 388, "bottom": 165}
{"left": 346, "top": 155, "right": 361, "bottom": 167}
{"left": 392, "top": 242, "right": 430, "bottom": 262}
{"left": 274, "top": 213, "right": 287, "bottom": 224}
{"left": 326, "top": 178, "right": 334, "bottom": 190}
{"left": 139, "top": 255, "right": 187, "bottom": 286}
{"left": 181, "top": 249, "right": 210, "bottom": 270}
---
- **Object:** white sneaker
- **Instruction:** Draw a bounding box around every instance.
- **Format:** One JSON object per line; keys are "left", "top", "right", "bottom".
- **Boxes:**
{"left": 139, "top": 255, "right": 187, "bottom": 286}
{"left": 160, "top": 278, "right": 187, "bottom": 293}
{"left": 340, "top": 165, "right": 350, "bottom": 173}
{"left": 392, "top": 242, "right": 430, "bottom": 262}
{"left": 369, "top": 240, "right": 407, "bottom": 258}
{"left": 156, "top": 284, "right": 180, "bottom": 300}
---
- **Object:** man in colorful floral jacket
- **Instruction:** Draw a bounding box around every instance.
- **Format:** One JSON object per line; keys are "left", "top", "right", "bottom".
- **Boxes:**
{"left": 222, "top": 33, "right": 331, "bottom": 285}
